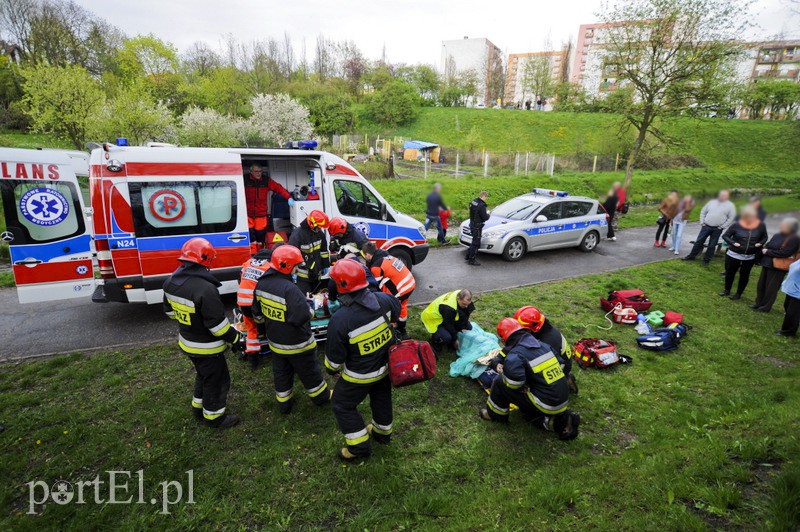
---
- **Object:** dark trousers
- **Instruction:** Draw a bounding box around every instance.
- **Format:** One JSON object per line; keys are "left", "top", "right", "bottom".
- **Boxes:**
{"left": 189, "top": 354, "right": 230, "bottom": 422}
{"left": 755, "top": 267, "right": 787, "bottom": 311}
{"left": 467, "top": 224, "right": 482, "bottom": 261}
{"left": 272, "top": 349, "right": 329, "bottom": 412}
{"left": 655, "top": 218, "right": 670, "bottom": 242}
{"left": 780, "top": 295, "right": 800, "bottom": 336}
{"left": 432, "top": 325, "right": 456, "bottom": 348}
{"left": 724, "top": 255, "right": 755, "bottom": 295}
{"left": 332, "top": 376, "right": 393, "bottom": 456}
{"left": 606, "top": 219, "right": 615, "bottom": 239}
{"left": 485, "top": 379, "right": 570, "bottom": 432}
{"left": 687, "top": 225, "right": 723, "bottom": 262}
{"left": 296, "top": 277, "right": 322, "bottom": 295}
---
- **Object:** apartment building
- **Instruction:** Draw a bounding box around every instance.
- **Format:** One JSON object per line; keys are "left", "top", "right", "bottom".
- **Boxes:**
{"left": 440, "top": 37, "right": 504, "bottom": 105}
{"left": 504, "top": 46, "right": 571, "bottom": 105}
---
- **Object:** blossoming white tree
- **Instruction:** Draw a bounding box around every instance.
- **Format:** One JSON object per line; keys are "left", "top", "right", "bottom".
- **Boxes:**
{"left": 178, "top": 106, "right": 240, "bottom": 147}
{"left": 243, "top": 93, "right": 314, "bottom": 147}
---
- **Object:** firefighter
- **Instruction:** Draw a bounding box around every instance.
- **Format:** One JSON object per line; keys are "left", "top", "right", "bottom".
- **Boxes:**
{"left": 163, "top": 238, "right": 243, "bottom": 429}
{"left": 466, "top": 191, "right": 489, "bottom": 266}
{"left": 245, "top": 163, "right": 294, "bottom": 254}
{"left": 327, "top": 255, "right": 379, "bottom": 303}
{"left": 362, "top": 242, "right": 416, "bottom": 338}
{"left": 328, "top": 217, "right": 368, "bottom": 260}
{"left": 252, "top": 245, "right": 330, "bottom": 413}
{"left": 514, "top": 306, "right": 578, "bottom": 395}
{"left": 288, "top": 209, "right": 331, "bottom": 294}
{"left": 480, "top": 318, "right": 580, "bottom": 441}
{"left": 325, "top": 259, "right": 401, "bottom": 461}
{"left": 237, "top": 247, "right": 274, "bottom": 364}
{"left": 421, "top": 289, "right": 475, "bottom": 355}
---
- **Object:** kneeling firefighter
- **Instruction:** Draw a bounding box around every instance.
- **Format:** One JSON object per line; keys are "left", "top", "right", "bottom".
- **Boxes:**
{"left": 514, "top": 306, "right": 578, "bottom": 395}
{"left": 480, "top": 318, "right": 580, "bottom": 441}
{"left": 362, "top": 242, "right": 416, "bottom": 338}
{"left": 237, "top": 247, "right": 274, "bottom": 359}
{"left": 325, "top": 260, "right": 401, "bottom": 461}
{"left": 163, "top": 238, "right": 243, "bottom": 429}
{"left": 252, "top": 245, "right": 330, "bottom": 413}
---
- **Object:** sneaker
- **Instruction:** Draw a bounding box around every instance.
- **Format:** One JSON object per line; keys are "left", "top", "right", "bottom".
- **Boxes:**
{"left": 718, "top": 290, "right": 730, "bottom": 297}
{"left": 653, "top": 240, "right": 659, "bottom": 247}
{"left": 468, "top": 260, "right": 481, "bottom": 266}
{"left": 668, "top": 246, "right": 675, "bottom": 251}
{"left": 338, "top": 447, "right": 370, "bottom": 462}
{"left": 729, "top": 294, "right": 741, "bottom": 301}
{"left": 674, "top": 251, "right": 679, "bottom": 255}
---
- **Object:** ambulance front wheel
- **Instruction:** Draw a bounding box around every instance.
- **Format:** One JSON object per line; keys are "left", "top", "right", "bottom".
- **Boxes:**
{"left": 390, "top": 248, "right": 413, "bottom": 271}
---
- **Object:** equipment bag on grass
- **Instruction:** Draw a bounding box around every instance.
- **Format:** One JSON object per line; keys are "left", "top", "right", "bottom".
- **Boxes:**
{"left": 613, "top": 306, "right": 638, "bottom": 324}
{"left": 600, "top": 289, "right": 652, "bottom": 313}
{"left": 664, "top": 311, "right": 684, "bottom": 326}
{"left": 573, "top": 338, "right": 631, "bottom": 368}
{"left": 635, "top": 323, "right": 688, "bottom": 351}
{"left": 388, "top": 340, "right": 437, "bottom": 387}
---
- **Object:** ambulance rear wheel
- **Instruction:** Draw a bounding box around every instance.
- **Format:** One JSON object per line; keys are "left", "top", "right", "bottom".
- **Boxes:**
{"left": 579, "top": 230, "right": 600, "bottom": 252}
{"left": 390, "top": 248, "right": 413, "bottom": 271}
{"left": 502, "top": 237, "right": 527, "bottom": 262}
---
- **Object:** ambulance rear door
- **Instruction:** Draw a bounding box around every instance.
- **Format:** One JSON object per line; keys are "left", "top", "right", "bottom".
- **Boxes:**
{"left": 0, "top": 148, "right": 94, "bottom": 303}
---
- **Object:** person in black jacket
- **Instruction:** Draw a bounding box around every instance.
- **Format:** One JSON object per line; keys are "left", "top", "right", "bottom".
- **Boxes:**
{"left": 466, "top": 191, "right": 490, "bottom": 266}
{"left": 163, "top": 238, "right": 243, "bottom": 429}
{"left": 752, "top": 217, "right": 799, "bottom": 312}
{"left": 327, "top": 255, "right": 379, "bottom": 303}
{"left": 328, "top": 217, "right": 369, "bottom": 260}
{"left": 325, "top": 260, "right": 401, "bottom": 461}
{"left": 602, "top": 187, "right": 619, "bottom": 241}
{"left": 253, "top": 245, "right": 330, "bottom": 413}
{"left": 480, "top": 319, "right": 580, "bottom": 440}
{"left": 424, "top": 183, "right": 448, "bottom": 244}
{"left": 288, "top": 210, "right": 331, "bottom": 294}
{"left": 720, "top": 205, "right": 768, "bottom": 300}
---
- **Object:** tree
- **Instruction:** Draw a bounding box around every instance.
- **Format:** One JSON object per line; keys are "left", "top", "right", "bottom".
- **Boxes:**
{"left": 182, "top": 42, "right": 221, "bottom": 78}
{"left": 482, "top": 49, "right": 505, "bottom": 105}
{"left": 243, "top": 93, "right": 314, "bottom": 147}
{"left": 93, "top": 83, "right": 174, "bottom": 145}
{"left": 522, "top": 54, "right": 554, "bottom": 104}
{"left": 295, "top": 83, "right": 354, "bottom": 136}
{"left": 367, "top": 80, "right": 418, "bottom": 127}
{"left": 597, "top": 0, "right": 748, "bottom": 189}
{"left": 20, "top": 63, "right": 104, "bottom": 149}
{"left": 118, "top": 34, "right": 179, "bottom": 79}
{"left": 177, "top": 106, "right": 240, "bottom": 147}
{"left": 411, "top": 65, "right": 441, "bottom": 101}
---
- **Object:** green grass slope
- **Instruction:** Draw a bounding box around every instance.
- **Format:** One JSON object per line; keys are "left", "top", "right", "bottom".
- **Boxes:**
{"left": 1, "top": 261, "right": 798, "bottom": 529}
{"left": 357, "top": 108, "right": 800, "bottom": 172}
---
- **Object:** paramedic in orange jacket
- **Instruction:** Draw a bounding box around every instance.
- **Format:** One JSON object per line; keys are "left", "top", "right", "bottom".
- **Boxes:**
{"left": 362, "top": 242, "right": 416, "bottom": 338}
{"left": 237, "top": 247, "right": 273, "bottom": 360}
{"left": 245, "top": 163, "right": 293, "bottom": 253}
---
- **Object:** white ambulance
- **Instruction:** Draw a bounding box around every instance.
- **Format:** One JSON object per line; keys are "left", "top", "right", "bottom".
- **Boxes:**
{"left": 0, "top": 143, "right": 428, "bottom": 304}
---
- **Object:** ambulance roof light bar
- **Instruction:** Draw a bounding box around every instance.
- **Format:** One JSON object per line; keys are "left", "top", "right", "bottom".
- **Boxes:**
{"left": 532, "top": 188, "right": 568, "bottom": 197}
{"left": 285, "top": 140, "right": 318, "bottom": 150}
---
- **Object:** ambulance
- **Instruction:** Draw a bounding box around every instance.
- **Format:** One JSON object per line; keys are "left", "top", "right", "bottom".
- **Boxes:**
{"left": 0, "top": 143, "right": 429, "bottom": 304}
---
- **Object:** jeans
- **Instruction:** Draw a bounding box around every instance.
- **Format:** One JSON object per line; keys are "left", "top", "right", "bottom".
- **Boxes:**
{"left": 724, "top": 255, "right": 755, "bottom": 295}
{"left": 425, "top": 215, "right": 446, "bottom": 243}
{"left": 672, "top": 221, "right": 687, "bottom": 253}
{"left": 687, "top": 225, "right": 723, "bottom": 262}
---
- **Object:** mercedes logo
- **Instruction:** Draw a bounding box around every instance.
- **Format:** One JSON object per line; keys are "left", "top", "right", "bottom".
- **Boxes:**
{"left": 0, "top": 231, "right": 13, "bottom": 243}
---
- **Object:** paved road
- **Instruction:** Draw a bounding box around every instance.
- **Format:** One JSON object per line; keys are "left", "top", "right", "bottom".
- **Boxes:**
{"left": 0, "top": 214, "right": 788, "bottom": 361}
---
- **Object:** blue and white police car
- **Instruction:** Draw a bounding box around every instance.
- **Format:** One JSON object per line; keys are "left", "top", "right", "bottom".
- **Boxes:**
{"left": 459, "top": 188, "right": 608, "bottom": 262}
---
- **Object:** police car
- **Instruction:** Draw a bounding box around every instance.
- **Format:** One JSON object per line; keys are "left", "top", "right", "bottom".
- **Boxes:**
{"left": 459, "top": 188, "right": 608, "bottom": 262}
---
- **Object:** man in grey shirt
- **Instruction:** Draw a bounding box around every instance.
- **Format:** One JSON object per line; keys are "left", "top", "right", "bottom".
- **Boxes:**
{"left": 682, "top": 190, "right": 736, "bottom": 264}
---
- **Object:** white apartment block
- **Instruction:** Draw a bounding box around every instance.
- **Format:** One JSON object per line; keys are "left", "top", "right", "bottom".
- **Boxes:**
{"left": 440, "top": 37, "right": 503, "bottom": 105}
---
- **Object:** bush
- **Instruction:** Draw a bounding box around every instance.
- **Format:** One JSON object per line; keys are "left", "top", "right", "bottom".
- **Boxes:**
{"left": 178, "top": 107, "right": 240, "bottom": 147}
{"left": 92, "top": 83, "right": 175, "bottom": 145}
{"left": 367, "top": 81, "right": 418, "bottom": 127}
{"left": 242, "top": 93, "right": 314, "bottom": 147}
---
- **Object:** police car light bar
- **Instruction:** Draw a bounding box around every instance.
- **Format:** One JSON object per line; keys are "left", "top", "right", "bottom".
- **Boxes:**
{"left": 532, "top": 188, "right": 568, "bottom": 197}
{"left": 285, "top": 140, "right": 318, "bottom": 150}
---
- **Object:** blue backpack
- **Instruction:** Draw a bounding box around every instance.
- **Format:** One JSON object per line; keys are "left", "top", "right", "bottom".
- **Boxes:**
{"left": 636, "top": 323, "right": 688, "bottom": 351}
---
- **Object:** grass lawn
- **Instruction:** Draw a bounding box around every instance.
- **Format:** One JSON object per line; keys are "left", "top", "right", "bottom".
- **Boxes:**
{"left": 1, "top": 260, "right": 799, "bottom": 530}
{"left": 356, "top": 108, "right": 800, "bottom": 172}
{"left": 0, "top": 130, "right": 72, "bottom": 151}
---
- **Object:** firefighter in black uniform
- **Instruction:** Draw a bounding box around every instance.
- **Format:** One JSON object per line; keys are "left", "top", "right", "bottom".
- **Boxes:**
{"left": 328, "top": 217, "right": 369, "bottom": 260}
{"left": 163, "top": 238, "right": 243, "bottom": 429}
{"left": 514, "top": 306, "right": 578, "bottom": 395}
{"left": 466, "top": 191, "right": 490, "bottom": 266}
{"left": 252, "top": 245, "right": 330, "bottom": 413}
{"left": 480, "top": 318, "right": 580, "bottom": 440}
{"left": 288, "top": 209, "right": 331, "bottom": 294}
{"left": 325, "top": 259, "right": 401, "bottom": 461}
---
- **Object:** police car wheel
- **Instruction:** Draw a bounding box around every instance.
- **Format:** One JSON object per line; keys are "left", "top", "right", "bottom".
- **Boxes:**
{"left": 579, "top": 231, "right": 599, "bottom": 252}
{"left": 502, "top": 237, "right": 527, "bottom": 262}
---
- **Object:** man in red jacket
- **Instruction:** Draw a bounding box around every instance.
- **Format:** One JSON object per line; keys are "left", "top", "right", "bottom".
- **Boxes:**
{"left": 245, "top": 163, "right": 293, "bottom": 253}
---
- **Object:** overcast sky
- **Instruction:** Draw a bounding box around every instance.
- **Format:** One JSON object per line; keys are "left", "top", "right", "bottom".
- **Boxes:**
{"left": 79, "top": 0, "right": 799, "bottom": 65}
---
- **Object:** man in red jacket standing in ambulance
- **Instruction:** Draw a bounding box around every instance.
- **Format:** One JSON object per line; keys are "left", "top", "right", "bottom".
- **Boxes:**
{"left": 245, "top": 163, "right": 294, "bottom": 253}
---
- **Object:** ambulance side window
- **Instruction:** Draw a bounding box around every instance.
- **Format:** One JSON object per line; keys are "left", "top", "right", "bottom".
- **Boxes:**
{"left": 129, "top": 181, "right": 237, "bottom": 237}
{"left": 333, "top": 180, "right": 383, "bottom": 220}
{"left": 0, "top": 181, "right": 85, "bottom": 244}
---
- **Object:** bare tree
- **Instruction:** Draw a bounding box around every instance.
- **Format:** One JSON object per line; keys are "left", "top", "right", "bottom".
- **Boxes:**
{"left": 183, "top": 41, "right": 220, "bottom": 77}
{"left": 598, "top": 0, "right": 749, "bottom": 189}
{"left": 313, "top": 34, "right": 334, "bottom": 81}
{"left": 281, "top": 31, "right": 294, "bottom": 80}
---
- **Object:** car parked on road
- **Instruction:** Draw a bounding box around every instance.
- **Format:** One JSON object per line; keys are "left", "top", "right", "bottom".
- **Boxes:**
{"left": 459, "top": 188, "right": 608, "bottom": 261}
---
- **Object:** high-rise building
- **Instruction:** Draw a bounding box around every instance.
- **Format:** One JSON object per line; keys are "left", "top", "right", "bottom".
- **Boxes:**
{"left": 441, "top": 37, "right": 504, "bottom": 105}
{"left": 504, "top": 46, "right": 571, "bottom": 107}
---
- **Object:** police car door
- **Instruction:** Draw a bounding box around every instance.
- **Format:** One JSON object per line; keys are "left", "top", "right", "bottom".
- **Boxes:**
{"left": 528, "top": 201, "right": 565, "bottom": 249}
{"left": 0, "top": 148, "right": 94, "bottom": 303}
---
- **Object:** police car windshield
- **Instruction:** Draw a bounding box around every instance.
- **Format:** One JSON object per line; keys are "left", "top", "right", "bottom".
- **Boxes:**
{"left": 491, "top": 198, "right": 539, "bottom": 221}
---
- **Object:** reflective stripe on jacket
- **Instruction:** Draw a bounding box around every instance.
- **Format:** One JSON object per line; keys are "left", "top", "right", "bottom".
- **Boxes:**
{"left": 421, "top": 290, "right": 460, "bottom": 333}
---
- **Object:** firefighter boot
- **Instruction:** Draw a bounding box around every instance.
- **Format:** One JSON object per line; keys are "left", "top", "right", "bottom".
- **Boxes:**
{"left": 367, "top": 423, "right": 391, "bottom": 445}
{"left": 208, "top": 413, "right": 241, "bottom": 430}
{"left": 338, "top": 447, "right": 370, "bottom": 462}
{"left": 396, "top": 321, "right": 408, "bottom": 340}
{"left": 552, "top": 411, "right": 580, "bottom": 441}
{"left": 566, "top": 373, "right": 579, "bottom": 395}
{"left": 192, "top": 407, "right": 204, "bottom": 422}
{"left": 479, "top": 408, "right": 493, "bottom": 421}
